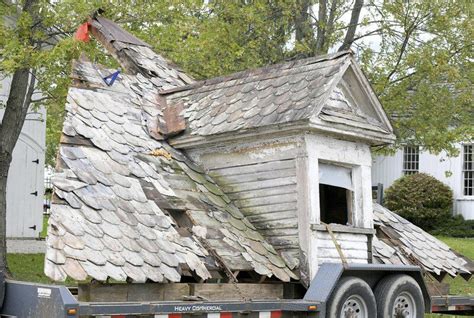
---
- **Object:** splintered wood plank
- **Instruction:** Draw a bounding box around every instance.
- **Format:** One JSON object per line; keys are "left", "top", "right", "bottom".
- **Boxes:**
{"left": 221, "top": 177, "right": 297, "bottom": 194}
{"left": 266, "top": 236, "right": 299, "bottom": 248}
{"left": 201, "top": 144, "right": 299, "bottom": 169}
{"left": 213, "top": 167, "right": 295, "bottom": 185}
{"left": 192, "top": 284, "right": 284, "bottom": 300}
{"left": 240, "top": 202, "right": 297, "bottom": 215}
{"left": 209, "top": 159, "right": 295, "bottom": 177}
{"left": 259, "top": 228, "right": 299, "bottom": 237}
{"left": 60, "top": 135, "right": 94, "bottom": 146}
{"left": 247, "top": 210, "right": 296, "bottom": 223}
{"left": 253, "top": 218, "right": 298, "bottom": 230}
{"left": 234, "top": 192, "right": 297, "bottom": 209}
{"left": 227, "top": 185, "right": 296, "bottom": 201}
{"left": 163, "top": 102, "right": 186, "bottom": 136}
{"left": 78, "top": 283, "right": 191, "bottom": 301}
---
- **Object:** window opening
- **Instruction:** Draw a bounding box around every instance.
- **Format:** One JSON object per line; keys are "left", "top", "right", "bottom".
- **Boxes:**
{"left": 463, "top": 144, "right": 473, "bottom": 196}
{"left": 403, "top": 146, "right": 419, "bottom": 175}
{"left": 319, "top": 163, "right": 353, "bottom": 225}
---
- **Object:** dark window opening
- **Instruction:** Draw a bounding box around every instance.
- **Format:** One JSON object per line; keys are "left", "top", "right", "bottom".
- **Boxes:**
{"left": 403, "top": 146, "right": 419, "bottom": 175}
{"left": 319, "top": 184, "right": 352, "bottom": 225}
{"left": 463, "top": 144, "right": 473, "bottom": 196}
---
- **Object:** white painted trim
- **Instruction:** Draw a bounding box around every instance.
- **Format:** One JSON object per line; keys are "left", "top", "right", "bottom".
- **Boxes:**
{"left": 346, "top": 57, "right": 393, "bottom": 131}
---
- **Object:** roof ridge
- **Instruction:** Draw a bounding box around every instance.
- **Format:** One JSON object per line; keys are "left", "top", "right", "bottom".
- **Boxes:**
{"left": 160, "top": 50, "right": 353, "bottom": 96}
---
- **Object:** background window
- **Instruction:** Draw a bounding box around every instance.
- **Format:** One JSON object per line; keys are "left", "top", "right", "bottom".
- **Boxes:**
{"left": 403, "top": 146, "right": 419, "bottom": 175}
{"left": 463, "top": 145, "right": 473, "bottom": 196}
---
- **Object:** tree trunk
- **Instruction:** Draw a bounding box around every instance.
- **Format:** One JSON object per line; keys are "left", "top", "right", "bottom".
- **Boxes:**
{"left": 315, "top": 0, "right": 328, "bottom": 53}
{"left": 0, "top": 0, "right": 38, "bottom": 275}
{"left": 295, "top": 0, "right": 313, "bottom": 42}
{"left": 0, "top": 153, "right": 11, "bottom": 275}
{"left": 338, "top": 0, "right": 364, "bottom": 51}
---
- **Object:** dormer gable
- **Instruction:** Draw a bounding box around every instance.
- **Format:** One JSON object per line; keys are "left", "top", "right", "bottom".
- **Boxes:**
{"left": 165, "top": 52, "right": 395, "bottom": 149}
{"left": 309, "top": 60, "right": 394, "bottom": 145}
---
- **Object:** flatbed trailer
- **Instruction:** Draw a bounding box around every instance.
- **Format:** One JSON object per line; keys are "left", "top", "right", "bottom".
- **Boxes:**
{"left": 1, "top": 264, "right": 472, "bottom": 317}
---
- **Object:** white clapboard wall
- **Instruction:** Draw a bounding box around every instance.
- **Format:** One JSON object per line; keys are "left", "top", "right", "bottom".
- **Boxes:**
{"left": 188, "top": 137, "right": 302, "bottom": 268}
{"left": 372, "top": 146, "right": 473, "bottom": 220}
{"left": 1, "top": 75, "right": 46, "bottom": 238}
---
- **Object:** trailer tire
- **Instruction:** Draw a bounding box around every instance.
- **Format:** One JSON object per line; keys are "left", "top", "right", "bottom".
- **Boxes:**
{"left": 326, "top": 276, "right": 376, "bottom": 318}
{"left": 374, "top": 274, "right": 424, "bottom": 318}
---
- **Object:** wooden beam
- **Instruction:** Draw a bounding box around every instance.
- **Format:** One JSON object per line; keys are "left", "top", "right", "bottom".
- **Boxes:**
{"left": 78, "top": 282, "right": 285, "bottom": 302}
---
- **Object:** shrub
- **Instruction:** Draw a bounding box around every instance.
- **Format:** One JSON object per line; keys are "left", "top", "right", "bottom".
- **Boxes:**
{"left": 429, "top": 215, "right": 474, "bottom": 238}
{"left": 384, "top": 173, "right": 453, "bottom": 231}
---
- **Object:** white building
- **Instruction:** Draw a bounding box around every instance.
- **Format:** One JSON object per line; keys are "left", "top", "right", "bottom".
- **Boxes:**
{"left": 0, "top": 75, "right": 46, "bottom": 238}
{"left": 372, "top": 144, "right": 474, "bottom": 220}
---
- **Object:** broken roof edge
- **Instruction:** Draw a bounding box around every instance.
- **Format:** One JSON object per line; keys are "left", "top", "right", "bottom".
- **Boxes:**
{"left": 87, "top": 15, "right": 194, "bottom": 87}
{"left": 160, "top": 50, "right": 354, "bottom": 96}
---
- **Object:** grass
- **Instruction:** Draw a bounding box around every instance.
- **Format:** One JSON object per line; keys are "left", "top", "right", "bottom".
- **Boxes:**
{"left": 40, "top": 214, "right": 48, "bottom": 239}
{"left": 7, "top": 253, "right": 76, "bottom": 286}
{"left": 435, "top": 236, "right": 474, "bottom": 296}
{"left": 422, "top": 236, "right": 474, "bottom": 318}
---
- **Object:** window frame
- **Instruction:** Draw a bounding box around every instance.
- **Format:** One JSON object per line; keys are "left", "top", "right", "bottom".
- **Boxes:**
{"left": 462, "top": 144, "right": 473, "bottom": 197}
{"left": 318, "top": 161, "right": 355, "bottom": 226}
{"left": 402, "top": 145, "right": 419, "bottom": 175}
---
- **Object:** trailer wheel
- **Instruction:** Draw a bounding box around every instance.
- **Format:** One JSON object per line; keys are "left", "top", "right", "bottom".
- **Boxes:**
{"left": 326, "top": 276, "right": 377, "bottom": 318}
{"left": 374, "top": 274, "right": 424, "bottom": 318}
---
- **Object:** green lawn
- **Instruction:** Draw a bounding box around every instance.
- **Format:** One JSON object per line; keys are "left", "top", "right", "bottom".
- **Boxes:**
{"left": 436, "top": 237, "right": 474, "bottom": 296}
{"left": 7, "top": 253, "right": 76, "bottom": 286}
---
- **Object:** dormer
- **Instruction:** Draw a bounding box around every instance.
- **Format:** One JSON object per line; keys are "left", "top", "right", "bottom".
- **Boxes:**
{"left": 165, "top": 52, "right": 395, "bottom": 283}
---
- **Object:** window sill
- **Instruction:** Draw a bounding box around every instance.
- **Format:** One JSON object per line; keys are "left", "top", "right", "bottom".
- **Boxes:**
{"left": 311, "top": 223, "right": 375, "bottom": 235}
{"left": 456, "top": 197, "right": 474, "bottom": 201}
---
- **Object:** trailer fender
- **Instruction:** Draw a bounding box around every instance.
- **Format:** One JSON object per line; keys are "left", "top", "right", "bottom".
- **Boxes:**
{"left": 0, "top": 280, "right": 79, "bottom": 318}
{"left": 303, "top": 263, "right": 431, "bottom": 316}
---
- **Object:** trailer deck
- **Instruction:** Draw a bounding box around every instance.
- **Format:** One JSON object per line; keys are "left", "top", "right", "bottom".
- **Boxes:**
{"left": 1, "top": 264, "right": 472, "bottom": 317}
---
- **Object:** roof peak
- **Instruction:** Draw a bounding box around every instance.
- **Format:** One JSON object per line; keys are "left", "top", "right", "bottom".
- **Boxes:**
{"left": 88, "top": 16, "right": 193, "bottom": 89}
{"left": 160, "top": 50, "right": 353, "bottom": 96}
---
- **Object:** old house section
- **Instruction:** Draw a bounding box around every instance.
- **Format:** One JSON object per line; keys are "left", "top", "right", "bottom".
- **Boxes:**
{"left": 46, "top": 16, "right": 471, "bottom": 290}
{"left": 0, "top": 76, "right": 46, "bottom": 238}
{"left": 186, "top": 135, "right": 304, "bottom": 271}
{"left": 166, "top": 52, "right": 394, "bottom": 280}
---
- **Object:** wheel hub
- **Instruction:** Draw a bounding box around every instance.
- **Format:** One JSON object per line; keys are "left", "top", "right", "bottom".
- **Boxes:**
{"left": 392, "top": 291, "right": 417, "bottom": 318}
{"left": 341, "top": 295, "right": 368, "bottom": 318}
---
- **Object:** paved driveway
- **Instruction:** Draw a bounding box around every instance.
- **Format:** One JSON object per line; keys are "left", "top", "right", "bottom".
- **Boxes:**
{"left": 7, "top": 239, "right": 46, "bottom": 253}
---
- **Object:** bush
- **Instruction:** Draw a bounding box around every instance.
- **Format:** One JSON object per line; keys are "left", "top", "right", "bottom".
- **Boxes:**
{"left": 384, "top": 173, "right": 453, "bottom": 231}
{"left": 429, "top": 215, "right": 474, "bottom": 238}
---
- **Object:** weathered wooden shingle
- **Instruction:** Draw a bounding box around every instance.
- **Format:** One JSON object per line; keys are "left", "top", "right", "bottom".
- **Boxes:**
{"left": 164, "top": 52, "right": 355, "bottom": 137}
{"left": 373, "top": 203, "right": 471, "bottom": 279}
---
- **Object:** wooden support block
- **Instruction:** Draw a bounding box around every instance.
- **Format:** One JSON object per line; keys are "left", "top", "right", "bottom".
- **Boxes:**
{"left": 191, "top": 283, "right": 284, "bottom": 300}
{"left": 78, "top": 283, "right": 190, "bottom": 302}
{"left": 78, "top": 283, "right": 285, "bottom": 302}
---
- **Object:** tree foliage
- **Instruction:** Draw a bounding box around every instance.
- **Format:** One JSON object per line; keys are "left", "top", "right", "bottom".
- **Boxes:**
{"left": 384, "top": 173, "right": 453, "bottom": 231}
{"left": 3, "top": 1, "right": 472, "bottom": 165}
